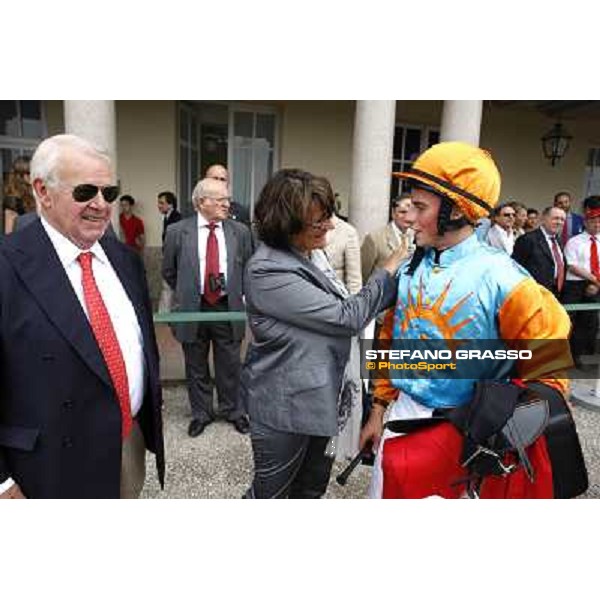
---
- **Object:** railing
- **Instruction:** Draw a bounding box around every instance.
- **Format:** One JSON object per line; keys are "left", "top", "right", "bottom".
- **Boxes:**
{"left": 153, "top": 311, "right": 247, "bottom": 323}
{"left": 153, "top": 304, "right": 600, "bottom": 323}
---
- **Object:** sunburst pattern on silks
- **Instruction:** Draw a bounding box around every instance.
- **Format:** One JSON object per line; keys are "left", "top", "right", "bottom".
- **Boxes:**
{"left": 371, "top": 233, "right": 573, "bottom": 499}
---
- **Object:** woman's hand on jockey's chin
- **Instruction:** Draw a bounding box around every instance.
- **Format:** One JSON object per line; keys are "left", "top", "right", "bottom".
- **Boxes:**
{"left": 382, "top": 238, "right": 410, "bottom": 276}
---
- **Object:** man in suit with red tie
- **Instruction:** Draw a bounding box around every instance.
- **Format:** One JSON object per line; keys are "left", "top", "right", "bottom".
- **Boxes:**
{"left": 512, "top": 206, "right": 567, "bottom": 298}
{"left": 563, "top": 196, "right": 600, "bottom": 367}
{"left": 0, "top": 134, "right": 164, "bottom": 499}
{"left": 162, "top": 178, "right": 253, "bottom": 437}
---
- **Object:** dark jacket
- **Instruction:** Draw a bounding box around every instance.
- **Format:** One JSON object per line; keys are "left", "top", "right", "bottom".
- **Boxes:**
{"left": 0, "top": 220, "right": 164, "bottom": 498}
{"left": 512, "top": 227, "right": 567, "bottom": 297}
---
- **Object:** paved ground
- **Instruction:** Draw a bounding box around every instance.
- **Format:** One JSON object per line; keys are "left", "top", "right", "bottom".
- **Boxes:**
{"left": 141, "top": 382, "right": 600, "bottom": 499}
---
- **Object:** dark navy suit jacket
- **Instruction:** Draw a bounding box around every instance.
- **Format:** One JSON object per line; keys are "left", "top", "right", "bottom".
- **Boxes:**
{"left": 0, "top": 220, "right": 164, "bottom": 498}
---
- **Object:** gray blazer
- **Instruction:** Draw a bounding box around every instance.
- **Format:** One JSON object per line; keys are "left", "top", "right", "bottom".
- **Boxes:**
{"left": 240, "top": 243, "right": 397, "bottom": 437}
{"left": 162, "top": 214, "right": 254, "bottom": 341}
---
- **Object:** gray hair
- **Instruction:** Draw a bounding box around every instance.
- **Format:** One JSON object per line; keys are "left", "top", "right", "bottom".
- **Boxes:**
{"left": 191, "top": 178, "right": 224, "bottom": 206}
{"left": 30, "top": 134, "right": 111, "bottom": 201}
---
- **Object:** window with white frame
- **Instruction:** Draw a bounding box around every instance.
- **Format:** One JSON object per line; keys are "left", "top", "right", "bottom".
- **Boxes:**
{"left": 178, "top": 103, "right": 200, "bottom": 217}
{"left": 583, "top": 147, "right": 600, "bottom": 197}
{"left": 178, "top": 102, "right": 279, "bottom": 219}
{"left": 230, "top": 109, "right": 277, "bottom": 217}
{"left": 390, "top": 125, "right": 439, "bottom": 199}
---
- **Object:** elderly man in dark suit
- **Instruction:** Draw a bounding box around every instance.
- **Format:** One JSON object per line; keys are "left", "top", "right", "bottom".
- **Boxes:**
{"left": 163, "top": 177, "right": 253, "bottom": 437}
{"left": 0, "top": 134, "right": 164, "bottom": 499}
{"left": 512, "top": 206, "right": 567, "bottom": 297}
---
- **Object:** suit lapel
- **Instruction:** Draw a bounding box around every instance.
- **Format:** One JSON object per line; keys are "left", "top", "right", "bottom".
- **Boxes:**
{"left": 223, "top": 219, "right": 237, "bottom": 285}
{"left": 536, "top": 228, "right": 555, "bottom": 264}
{"left": 5, "top": 221, "right": 112, "bottom": 388}
{"left": 183, "top": 216, "right": 201, "bottom": 294}
{"left": 294, "top": 249, "right": 347, "bottom": 299}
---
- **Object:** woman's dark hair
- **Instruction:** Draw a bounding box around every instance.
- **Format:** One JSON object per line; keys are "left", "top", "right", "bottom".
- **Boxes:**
{"left": 254, "top": 168, "right": 335, "bottom": 249}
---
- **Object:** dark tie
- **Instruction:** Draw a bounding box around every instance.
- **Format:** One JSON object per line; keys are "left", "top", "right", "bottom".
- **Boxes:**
{"left": 78, "top": 252, "right": 132, "bottom": 438}
{"left": 551, "top": 237, "right": 565, "bottom": 293}
{"left": 591, "top": 236, "right": 600, "bottom": 279}
{"left": 561, "top": 217, "right": 569, "bottom": 246}
{"left": 204, "top": 222, "right": 221, "bottom": 305}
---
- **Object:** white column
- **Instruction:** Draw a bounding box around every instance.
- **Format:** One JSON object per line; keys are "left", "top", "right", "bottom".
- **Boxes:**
{"left": 349, "top": 100, "right": 396, "bottom": 239}
{"left": 440, "top": 100, "right": 483, "bottom": 146}
{"left": 63, "top": 100, "right": 119, "bottom": 232}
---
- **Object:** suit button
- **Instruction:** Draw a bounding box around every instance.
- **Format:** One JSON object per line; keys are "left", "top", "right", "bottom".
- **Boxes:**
{"left": 62, "top": 436, "right": 73, "bottom": 448}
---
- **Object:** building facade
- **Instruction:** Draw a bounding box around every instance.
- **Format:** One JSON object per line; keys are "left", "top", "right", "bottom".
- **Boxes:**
{"left": 3, "top": 99, "right": 600, "bottom": 302}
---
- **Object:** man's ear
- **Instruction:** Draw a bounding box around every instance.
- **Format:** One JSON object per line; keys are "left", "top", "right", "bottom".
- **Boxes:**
{"left": 32, "top": 178, "right": 50, "bottom": 209}
{"left": 450, "top": 205, "right": 466, "bottom": 220}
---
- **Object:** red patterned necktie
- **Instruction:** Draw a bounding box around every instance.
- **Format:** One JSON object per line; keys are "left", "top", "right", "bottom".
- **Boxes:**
{"left": 551, "top": 237, "right": 565, "bottom": 293}
{"left": 591, "top": 236, "right": 600, "bottom": 279}
{"left": 204, "top": 222, "right": 221, "bottom": 305}
{"left": 78, "top": 252, "right": 132, "bottom": 438}
{"left": 561, "top": 218, "right": 568, "bottom": 246}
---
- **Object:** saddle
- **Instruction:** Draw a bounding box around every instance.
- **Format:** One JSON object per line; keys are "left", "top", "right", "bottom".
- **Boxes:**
{"left": 385, "top": 380, "right": 588, "bottom": 498}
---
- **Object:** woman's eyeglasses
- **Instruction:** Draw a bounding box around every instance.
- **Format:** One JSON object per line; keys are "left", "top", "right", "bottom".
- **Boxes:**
{"left": 305, "top": 216, "right": 332, "bottom": 231}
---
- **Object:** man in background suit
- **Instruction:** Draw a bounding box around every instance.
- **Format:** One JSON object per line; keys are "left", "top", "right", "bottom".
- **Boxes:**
{"left": 0, "top": 134, "right": 164, "bottom": 499}
{"left": 555, "top": 191, "right": 584, "bottom": 245}
{"left": 157, "top": 190, "right": 181, "bottom": 247}
{"left": 512, "top": 206, "right": 567, "bottom": 298}
{"left": 163, "top": 178, "right": 253, "bottom": 437}
{"left": 361, "top": 193, "right": 414, "bottom": 282}
{"left": 157, "top": 191, "right": 181, "bottom": 312}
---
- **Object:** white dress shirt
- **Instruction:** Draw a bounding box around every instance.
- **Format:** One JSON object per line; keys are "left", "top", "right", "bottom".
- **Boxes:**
{"left": 486, "top": 223, "right": 515, "bottom": 255}
{"left": 565, "top": 231, "right": 600, "bottom": 281}
{"left": 196, "top": 213, "right": 228, "bottom": 295}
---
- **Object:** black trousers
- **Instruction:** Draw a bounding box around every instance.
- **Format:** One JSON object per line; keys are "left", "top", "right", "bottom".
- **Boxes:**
{"left": 245, "top": 420, "right": 334, "bottom": 499}
{"left": 562, "top": 280, "right": 600, "bottom": 358}
{"left": 182, "top": 297, "right": 244, "bottom": 423}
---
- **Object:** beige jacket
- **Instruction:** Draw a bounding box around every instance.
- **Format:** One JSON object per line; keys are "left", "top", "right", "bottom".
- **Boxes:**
{"left": 361, "top": 222, "right": 414, "bottom": 282}
{"left": 325, "top": 215, "right": 362, "bottom": 294}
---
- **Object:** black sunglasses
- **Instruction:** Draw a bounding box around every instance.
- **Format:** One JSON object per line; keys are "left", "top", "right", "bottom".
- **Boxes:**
{"left": 72, "top": 184, "right": 120, "bottom": 203}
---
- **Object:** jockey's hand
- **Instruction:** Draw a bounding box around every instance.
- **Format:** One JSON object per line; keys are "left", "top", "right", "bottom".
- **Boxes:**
{"left": 359, "top": 403, "right": 386, "bottom": 452}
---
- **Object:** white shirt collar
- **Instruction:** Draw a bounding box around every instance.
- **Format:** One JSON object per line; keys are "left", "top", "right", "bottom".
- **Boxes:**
{"left": 583, "top": 231, "right": 600, "bottom": 242}
{"left": 40, "top": 216, "right": 108, "bottom": 269}
{"left": 540, "top": 225, "right": 557, "bottom": 242}
{"left": 196, "top": 212, "right": 223, "bottom": 229}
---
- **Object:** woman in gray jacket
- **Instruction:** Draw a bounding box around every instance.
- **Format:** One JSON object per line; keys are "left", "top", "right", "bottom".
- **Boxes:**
{"left": 241, "top": 169, "right": 407, "bottom": 498}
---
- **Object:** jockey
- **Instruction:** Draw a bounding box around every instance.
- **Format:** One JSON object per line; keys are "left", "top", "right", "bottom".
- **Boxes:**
{"left": 359, "top": 141, "right": 587, "bottom": 499}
